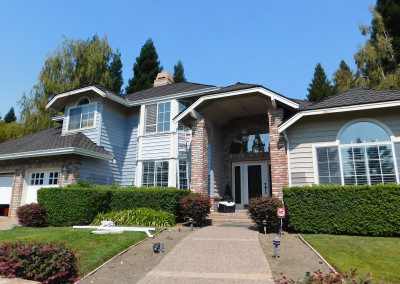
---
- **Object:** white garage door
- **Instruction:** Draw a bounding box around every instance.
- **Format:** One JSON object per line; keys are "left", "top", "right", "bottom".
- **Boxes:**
{"left": 0, "top": 174, "right": 13, "bottom": 205}
{"left": 25, "top": 171, "right": 60, "bottom": 204}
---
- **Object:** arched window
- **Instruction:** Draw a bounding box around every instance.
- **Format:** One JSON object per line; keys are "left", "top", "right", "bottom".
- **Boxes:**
{"left": 77, "top": 97, "right": 90, "bottom": 106}
{"left": 229, "top": 132, "right": 270, "bottom": 154}
{"left": 315, "top": 120, "right": 398, "bottom": 186}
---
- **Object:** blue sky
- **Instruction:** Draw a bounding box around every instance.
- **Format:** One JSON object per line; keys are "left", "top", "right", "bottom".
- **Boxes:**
{"left": 0, "top": 0, "right": 375, "bottom": 117}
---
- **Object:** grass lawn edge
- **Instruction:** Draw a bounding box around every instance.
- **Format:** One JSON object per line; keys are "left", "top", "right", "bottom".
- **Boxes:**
{"left": 75, "top": 227, "right": 166, "bottom": 284}
{"left": 298, "top": 235, "right": 338, "bottom": 274}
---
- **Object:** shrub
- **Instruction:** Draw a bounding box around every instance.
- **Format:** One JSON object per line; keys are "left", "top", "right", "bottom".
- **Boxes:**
{"left": 247, "top": 197, "right": 283, "bottom": 232}
{"left": 38, "top": 185, "right": 189, "bottom": 226}
{"left": 180, "top": 193, "right": 210, "bottom": 225}
{"left": 283, "top": 184, "right": 400, "bottom": 236}
{"left": 0, "top": 241, "right": 79, "bottom": 283}
{"left": 110, "top": 187, "right": 190, "bottom": 217}
{"left": 38, "top": 186, "right": 111, "bottom": 226}
{"left": 16, "top": 203, "right": 47, "bottom": 227}
{"left": 92, "top": 208, "right": 176, "bottom": 227}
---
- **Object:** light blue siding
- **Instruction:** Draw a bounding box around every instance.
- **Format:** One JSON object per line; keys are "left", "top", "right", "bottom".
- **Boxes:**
{"left": 121, "top": 115, "right": 139, "bottom": 186}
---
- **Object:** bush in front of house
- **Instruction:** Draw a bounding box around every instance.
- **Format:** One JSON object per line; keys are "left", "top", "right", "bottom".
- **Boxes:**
{"left": 92, "top": 208, "right": 176, "bottom": 227}
{"left": 247, "top": 196, "right": 283, "bottom": 232}
{"left": 0, "top": 241, "right": 79, "bottom": 283}
{"left": 110, "top": 187, "right": 190, "bottom": 218}
{"left": 16, "top": 203, "right": 47, "bottom": 227}
{"left": 180, "top": 193, "right": 211, "bottom": 225}
{"left": 38, "top": 186, "right": 111, "bottom": 226}
{"left": 283, "top": 184, "right": 400, "bottom": 236}
{"left": 38, "top": 183, "right": 190, "bottom": 226}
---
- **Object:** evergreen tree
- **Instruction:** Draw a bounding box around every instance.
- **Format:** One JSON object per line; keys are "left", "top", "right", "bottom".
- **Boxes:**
{"left": 374, "top": 0, "right": 400, "bottom": 72}
{"left": 109, "top": 50, "right": 124, "bottom": 95}
{"left": 173, "top": 60, "right": 186, "bottom": 83}
{"left": 4, "top": 107, "right": 16, "bottom": 123}
{"left": 125, "top": 38, "right": 163, "bottom": 94}
{"left": 307, "top": 63, "right": 334, "bottom": 102}
{"left": 251, "top": 134, "right": 265, "bottom": 153}
{"left": 333, "top": 60, "right": 354, "bottom": 93}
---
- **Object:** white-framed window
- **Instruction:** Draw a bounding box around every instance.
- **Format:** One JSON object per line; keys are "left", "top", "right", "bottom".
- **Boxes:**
{"left": 30, "top": 173, "right": 44, "bottom": 185}
{"left": 315, "top": 121, "right": 398, "bottom": 185}
{"left": 68, "top": 99, "right": 96, "bottom": 131}
{"left": 142, "top": 161, "right": 169, "bottom": 187}
{"left": 145, "top": 102, "right": 171, "bottom": 133}
{"left": 49, "top": 172, "right": 59, "bottom": 185}
{"left": 178, "top": 159, "right": 188, "bottom": 189}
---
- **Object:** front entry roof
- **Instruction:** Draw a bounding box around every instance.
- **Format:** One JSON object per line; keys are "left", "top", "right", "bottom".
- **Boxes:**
{"left": 0, "top": 125, "right": 113, "bottom": 161}
{"left": 173, "top": 83, "right": 300, "bottom": 126}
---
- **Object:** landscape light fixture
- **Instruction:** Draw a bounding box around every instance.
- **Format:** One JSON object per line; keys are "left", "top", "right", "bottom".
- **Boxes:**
{"left": 272, "top": 236, "right": 281, "bottom": 258}
{"left": 188, "top": 218, "right": 194, "bottom": 230}
{"left": 262, "top": 219, "right": 267, "bottom": 234}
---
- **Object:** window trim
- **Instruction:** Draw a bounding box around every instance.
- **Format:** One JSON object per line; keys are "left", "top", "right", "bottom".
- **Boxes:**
{"left": 144, "top": 101, "right": 171, "bottom": 134}
{"left": 65, "top": 101, "right": 98, "bottom": 133}
{"left": 313, "top": 119, "right": 400, "bottom": 185}
{"left": 141, "top": 160, "right": 169, "bottom": 187}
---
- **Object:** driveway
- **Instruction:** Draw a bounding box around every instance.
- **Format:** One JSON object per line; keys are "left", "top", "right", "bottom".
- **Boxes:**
{"left": 139, "top": 225, "right": 273, "bottom": 284}
{"left": 0, "top": 216, "right": 18, "bottom": 230}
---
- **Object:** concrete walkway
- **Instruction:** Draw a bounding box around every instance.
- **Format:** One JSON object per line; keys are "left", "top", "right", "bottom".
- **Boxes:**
{"left": 0, "top": 217, "right": 18, "bottom": 230}
{"left": 139, "top": 226, "right": 273, "bottom": 284}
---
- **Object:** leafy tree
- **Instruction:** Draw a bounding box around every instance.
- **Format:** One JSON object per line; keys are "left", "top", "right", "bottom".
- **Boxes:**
{"left": 354, "top": 9, "right": 399, "bottom": 89}
{"left": 173, "top": 60, "right": 186, "bottom": 83}
{"left": 374, "top": 0, "right": 400, "bottom": 72}
{"left": 109, "top": 50, "right": 124, "bottom": 95}
{"left": 19, "top": 35, "right": 120, "bottom": 137}
{"left": 125, "top": 38, "right": 163, "bottom": 94}
{"left": 307, "top": 63, "right": 334, "bottom": 102}
{"left": 333, "top": 60, "right": 354, "bottom": 93}
{"left": 4, "top": 107, "right": 17, "bottom": 123}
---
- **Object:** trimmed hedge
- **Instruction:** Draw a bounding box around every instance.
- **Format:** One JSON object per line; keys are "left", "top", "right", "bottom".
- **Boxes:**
{"left": 283, "top": 184, "right": 400, "bottom": 236}
{"left": 38, "top": 187, "right": 110, "bottom": 226}
{"left": 38, "top": 185, "right": 189, "bottom": 226}
{"left": 110, "top": 187, "right": 189, "bottom": 217}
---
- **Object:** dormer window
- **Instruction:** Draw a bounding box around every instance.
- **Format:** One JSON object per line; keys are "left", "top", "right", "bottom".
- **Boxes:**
{"left": 68, "top": 98, "right": 96, "bottom": 131}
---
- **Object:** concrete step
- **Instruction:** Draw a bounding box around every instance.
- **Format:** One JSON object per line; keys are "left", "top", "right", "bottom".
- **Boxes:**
{"left": 209, "top": 211, "right": 253, "bottom": 224}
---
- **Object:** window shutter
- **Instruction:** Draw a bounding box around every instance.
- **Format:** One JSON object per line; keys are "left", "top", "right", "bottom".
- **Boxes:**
{"left": 145, "top": 104, "right": 157, "bottom": 133}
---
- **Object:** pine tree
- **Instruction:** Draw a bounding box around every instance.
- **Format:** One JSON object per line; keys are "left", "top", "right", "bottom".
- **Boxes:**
{"left": 333, "top": 60, "right": 354, "bottom": 93}
{"left": 307, "top": 63, "right": 334, "bottom": 102}
{"left": 4, "top": 107, "right": 16, "bottom": 123}
{"left": 125, "top": 39, "right": 163, "bottom": 94}
{"left": 109, "top": 50, "right": 124, "bottom": 95}
{"left": 173, "top": 60, "right": 186, "bottom": 83}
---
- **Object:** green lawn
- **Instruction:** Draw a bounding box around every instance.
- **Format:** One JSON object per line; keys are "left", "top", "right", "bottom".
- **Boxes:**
{"left": 0, "top": 227, "right": 149, "bottom": 276}
{"left": 302, "top": 234, "right": 400, "bottom": 283}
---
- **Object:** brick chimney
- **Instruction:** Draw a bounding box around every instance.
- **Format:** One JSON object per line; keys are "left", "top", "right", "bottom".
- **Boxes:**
{"left": 153, "top": 72, "right": 174, "bottom": 87}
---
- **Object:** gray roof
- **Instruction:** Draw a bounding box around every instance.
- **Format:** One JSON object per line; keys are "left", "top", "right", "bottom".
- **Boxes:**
{"left": 0, "top": 125, "right": 110, "bottom": 157}
{"left": 125, "top": 82, "right": 215, "bottom": 102}
{"left": 302, "top": 88, "right": 400, "bottom": 110}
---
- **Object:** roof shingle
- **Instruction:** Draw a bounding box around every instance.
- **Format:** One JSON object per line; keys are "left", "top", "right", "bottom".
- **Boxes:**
{"left": 0, "top": 125, "right": 110, "bottom": 157}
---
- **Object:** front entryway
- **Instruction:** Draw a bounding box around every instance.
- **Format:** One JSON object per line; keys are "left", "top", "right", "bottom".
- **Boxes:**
{"left": 232, "top": 161, "right": 270, "bottom": 209}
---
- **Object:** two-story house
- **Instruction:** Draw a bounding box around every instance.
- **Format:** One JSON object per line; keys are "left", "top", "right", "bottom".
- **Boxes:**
{"left": 2, "top": 71, "right": 400, "bottom": 217}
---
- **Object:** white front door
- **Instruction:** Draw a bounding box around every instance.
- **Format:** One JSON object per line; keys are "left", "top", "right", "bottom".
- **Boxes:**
{"left": 232, "top": 161, "right": 270, "bottom": 209}
{"left": 23, "top": 170, "right": 60, "bottom": 204}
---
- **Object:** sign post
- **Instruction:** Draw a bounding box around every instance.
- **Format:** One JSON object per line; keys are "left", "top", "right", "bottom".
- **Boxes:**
{"left": 276, "top": 207, "right": 286, "bottom": 237}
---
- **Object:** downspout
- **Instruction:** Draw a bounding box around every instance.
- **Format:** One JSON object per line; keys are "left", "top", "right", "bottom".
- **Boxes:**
{"left": 283, "top": 131, "right": 292, "bottom": 187}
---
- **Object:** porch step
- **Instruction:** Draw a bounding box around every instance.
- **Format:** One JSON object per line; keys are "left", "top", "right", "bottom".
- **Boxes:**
{"left": 209, "top": 211, "right": 253, "bottom": 224}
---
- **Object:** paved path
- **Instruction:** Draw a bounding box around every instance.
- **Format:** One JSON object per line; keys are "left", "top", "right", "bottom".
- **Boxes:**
{"left": 0, "top": 217, "right": 18, "bottom": 230}
{"left": 139, "top": 226, "right": 273, "bottom": 284}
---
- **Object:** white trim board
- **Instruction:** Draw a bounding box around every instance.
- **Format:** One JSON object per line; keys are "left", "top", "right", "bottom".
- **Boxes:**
{"left": 279, "top": 100, "right": 400, "bottom": 133}
{"left": 173, "top": 87, "right": 300, "bottom": 124}
{"left": 0, "top": 147, "right": 113, "bottom": 161}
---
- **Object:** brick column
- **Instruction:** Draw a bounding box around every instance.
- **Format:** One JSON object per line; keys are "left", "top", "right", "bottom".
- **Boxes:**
{"left": 268, "top": 108, "right": 288, "bottom": 199}
{"left": 190, "top": 119, "right": 209, "bottom": 195}
{"left": 9, "top": 169, "right": 25, "bottom": 217}
{"left": 60, "top": 162, "right": 81, "bottom": 186}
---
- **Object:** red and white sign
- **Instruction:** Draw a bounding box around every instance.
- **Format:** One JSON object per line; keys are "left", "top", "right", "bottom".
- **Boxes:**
{"left": 276, "top": 207, "right": 286, "bottom": 218}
